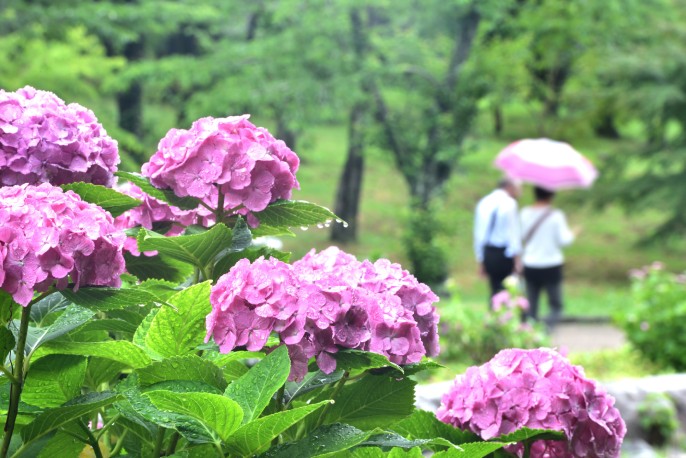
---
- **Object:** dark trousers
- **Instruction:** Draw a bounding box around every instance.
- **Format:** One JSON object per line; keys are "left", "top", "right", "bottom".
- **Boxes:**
{"left": 523, "top": 265, "right": 563, "bottom": 329}
{"left": 483, "top": 245, "right": 514, "bottom": 306}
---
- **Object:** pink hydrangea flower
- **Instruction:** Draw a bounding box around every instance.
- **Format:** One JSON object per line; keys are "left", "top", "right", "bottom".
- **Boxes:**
{"left": 436, "top": 348, "right": 626, "bottom": 458}
{"left": 0, "top": 183, "right": 126, "bottom": 306}
{"left": 141, "top": 115, "right": 299, "bottom": 225}
{"left": 206, "top": 246, "right": 441, "bottom": 381}
{"left": 114, "top": 182, "right": 198, "bottom": 256}
{"left": 0, "top": 86, "right": 119, "bottom": 187}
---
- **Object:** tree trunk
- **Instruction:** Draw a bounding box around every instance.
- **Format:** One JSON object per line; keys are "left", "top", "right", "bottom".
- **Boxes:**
{"left": 330, "top": 7, "right": 370, "bottom": 243}
{"left": 331, "top": 104, "right": 366, "bottom": 243}
{"left": 494, "top": 106, "right": 503, "bottom": 135}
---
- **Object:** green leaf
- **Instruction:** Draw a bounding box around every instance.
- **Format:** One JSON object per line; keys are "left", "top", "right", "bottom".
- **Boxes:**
{"left": 494, "top": 427, "right": 565, "bottom": 443}
{"left": 22, "top": 355, "right": 87, "bottom": 408}
{"left": 77, "top": 318, "right": 138, "bottom": 334}
{"left": 249, "top": 225, "right": 295, "bottom": 237}
{"left": 259, "top": 423, "right": 374, "bottom": 458}
{"left": 212, "top": 246, "right": 291, "bottom": 281}
{"left": 124, "top": 252, "right": 194, "bottom": 283}
{"left": 133, "top": 307, "right": 159, "bottom": 355}
{"left": 225, "top": 401, "right": 330, "bottom": 456}
{"left": 360, "top": 432, "right": 453, "bottom": 450}
{"left": 85, "top": 357, "right": 127, "bottom": 389}
{"left": 29, "top": 292, "right": 69, "bottom": 325}
{"left": 143, "top": 282, "right": 211, "bottom": 358}
{"left": 115, "top": 171, "right": 202, "bottom": 210}
{"left": 37, "top": 341, "right": 152, "bottom": 368}
{"left": 137, "top": 223, "right": 234, "bottom": 273}
{"left": 400, "top": 359, "right": 444, "bottom": 376}
{"left": 391, "top": 410, "right": 479, "bottom": 448}
{"left": 225, "top": 345, "right": 290, "bottom": 424}
{"left": 137, "top": 279, "right": 181, "bottom": 300}
{"left": 136, "top": 355, "right": 227, "bottom": 392}
{"left": 0, "top": 289, "right": 16, "bottom": 324}
{"left": 230, "top": 216, "right": 252, "bottom": 251}
{"left": 321, "top": 375, "right": 415, "bottom": 429}
{"left": 205, "top": 350, "right": 264, "bottom": 382}
{"left": 21, "top": 391, "right": 121, "bottom": 444}
{"left": 60, "top": 286, "right": 164, "bottom": 311}
{"left": 37, "top": 428, "right": 89, "bottom": 458}
{"left": 22, "top": 304, "right": 95, "bottom": 356}
{"left": 333, "top": 350, "right": 403, "bottom": 375}
{"left": 252, "top": 200, "right": 339, "bottom": 230}
{"left": 60, "top": 182, "right": 141, "bottom": 217}
{"left": 432, "top": 442, "right": 511, "bottom": 458}
{"left": 284, "top": 369, "right": 345, "bottom": 404}
{"left": 0, "top": 327, "right": 15, "bottom": 363}
{"left": 145, "top": 390, "right": 243, "bottom": 442}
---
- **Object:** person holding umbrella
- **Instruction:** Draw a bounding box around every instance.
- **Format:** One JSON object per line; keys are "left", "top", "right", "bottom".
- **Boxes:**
{"left": 494, "top": 138, "right": 597, "bottom": 329}
{"left": 473, "top": 176, "right": 523, "bottom": 305}
{"left": 520, "top": 186, "right": 576, "bottom": 329}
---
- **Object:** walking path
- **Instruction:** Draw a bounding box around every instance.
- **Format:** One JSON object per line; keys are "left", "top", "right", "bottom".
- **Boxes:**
{"left": 549, "top": 320, "right": 626, "bottom": 353}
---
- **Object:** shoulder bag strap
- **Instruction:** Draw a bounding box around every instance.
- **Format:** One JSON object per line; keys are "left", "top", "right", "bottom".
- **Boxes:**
{"left": 522, "top": 207, "right": 554, "bottom": 247}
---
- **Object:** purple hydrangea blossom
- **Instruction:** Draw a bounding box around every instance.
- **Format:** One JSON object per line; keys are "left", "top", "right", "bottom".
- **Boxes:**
{"left": 436, "top": 348, "right": 626, "bottom": 458}
{"left": 141, "top": 115, "right": 299, "bottom": 225}
{"left": 206, "top": 247, "right": 441, "bottom": 381}
{"left": 0, "top": 183, "right": 126, "bottom": 306}
{"left": 0, "top": 86, "right": 119, "bottom": 187}
{"left": 114, "top": 182, "right": 198, "bottom": 256}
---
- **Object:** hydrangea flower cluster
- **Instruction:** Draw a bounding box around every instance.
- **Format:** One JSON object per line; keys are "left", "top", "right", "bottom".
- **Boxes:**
{"left": 205, "top": 247, "right": 440, "bottom": 380}
{"left": 114, "top": 182, "right": 198, "bottom": 255}
{"left": 0, "top": 183, "right": 126, "bottom": 306}
{"left": 141, "top": 115, "right": 299, "bottom": 225}
{"left": 0, "top": 86, "right": 119, "bottom": 187}
{"left": 436, "top": 348, "right": 626, "bottom": 458}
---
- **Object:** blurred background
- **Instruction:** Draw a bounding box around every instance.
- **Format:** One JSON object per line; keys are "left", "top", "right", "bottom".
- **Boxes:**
{"left": 3, "top": 0, "right": 686, "bottom": 381}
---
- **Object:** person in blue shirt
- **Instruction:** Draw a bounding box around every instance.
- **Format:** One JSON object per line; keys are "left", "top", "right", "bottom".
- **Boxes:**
{"left": 473, "top": 177, "right": 522, "bottom": 305}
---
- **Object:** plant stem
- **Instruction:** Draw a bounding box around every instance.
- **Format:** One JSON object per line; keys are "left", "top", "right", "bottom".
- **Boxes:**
{"left": 0, "top": 303, "right": 33, "bottom": 458}
{"left": 0, "top": 367, "right": 18, "bottom": 386}
{"left": 215, "top": 189, "right": 225, "bottom": 224}
{"left": 78, "top": 421, "right": 104, "bottom": 458}
{"left": 152, "top": 428, "right": 165, "bottom": 458}
{"left": 109, "top": 430, "right": 128, "bottom": 457}
{"left": 166, "top": 431, "right": 180, "bottom": 456}
{"left": 95, "top": 414, "right": 120, "bottom": 441}
{"left": 312, "top": 371, "right": 350, "bottom": 431}
{"left": 523, "top": 439, "right": 532, "bottom": 458}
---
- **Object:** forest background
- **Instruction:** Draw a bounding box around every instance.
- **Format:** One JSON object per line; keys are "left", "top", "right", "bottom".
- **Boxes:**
{"left": 2, "top": 0, "right": 686, "bottom": 318}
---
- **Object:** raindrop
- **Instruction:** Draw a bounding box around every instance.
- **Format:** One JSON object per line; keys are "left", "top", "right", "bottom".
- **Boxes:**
{"left": 316, "top": 223, "right": 324, "bottom": 229}
{"left": 300, "top": 226, "right": 309, "bottom": 231}
{"left": 342, "top": 222, "right": 349, "bottom": 228}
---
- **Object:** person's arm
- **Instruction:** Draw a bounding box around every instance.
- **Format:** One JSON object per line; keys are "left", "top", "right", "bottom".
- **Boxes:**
{"left": 556, "top": 211, "right": 575, "bottom": 247}
{"left": 504, "top": 199, "right": 522, "bottom": 260}
{"left": 473, "top": 202, "right": 487, "bottom": 264}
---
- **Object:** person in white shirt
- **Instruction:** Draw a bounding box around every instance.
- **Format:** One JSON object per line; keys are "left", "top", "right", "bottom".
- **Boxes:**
{"left": 519, "top": 186, "right": 575, "bottom": 329}
{"left": 473, "top": 177, "right": 522, "bottom": 305}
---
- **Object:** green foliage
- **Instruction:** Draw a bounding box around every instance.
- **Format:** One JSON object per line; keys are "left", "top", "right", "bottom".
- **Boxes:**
{"left": 60, "top": 182, "right": 142, "bottom": 218}
{"left": 439, "top": 289, "right": 549, "bottom": 366}
{"left": 404, "top": 208, "right": 449, "bottom": 288}
{"left": 637, "top": 392, "right": 679, "bottom": 447}
{"left": 618, "top": 264, "right": 686, "bottom": 371}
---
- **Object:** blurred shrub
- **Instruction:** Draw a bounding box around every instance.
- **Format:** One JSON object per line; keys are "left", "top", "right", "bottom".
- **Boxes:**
{"left": 404, "top": 208, "right": 448, "bottom": 289}
{"left": 439, "top": 283, "right": 549, "bottom": 366}
{"left": 618, "top": 263, "right": 686, "bottom": 371}
{"left": 638, "top": 392, "right": 679, "bottom": 447}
